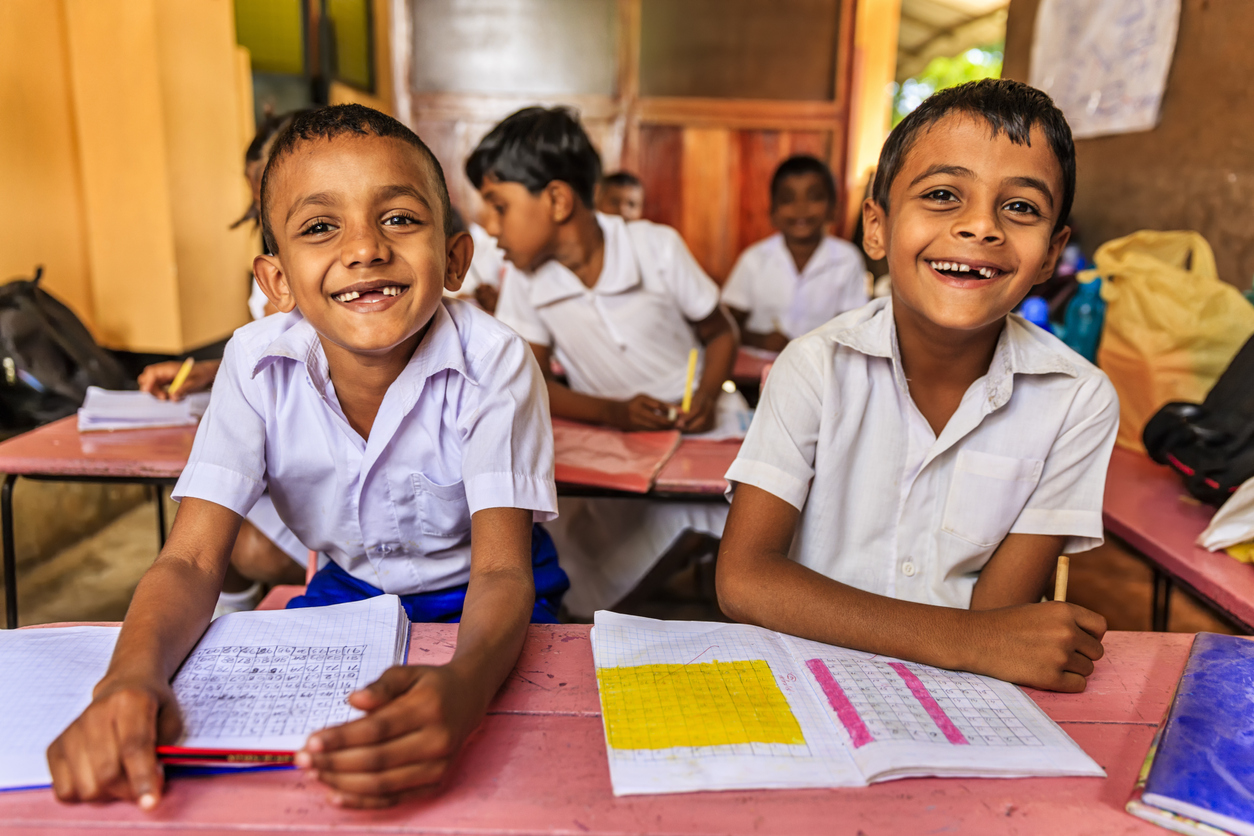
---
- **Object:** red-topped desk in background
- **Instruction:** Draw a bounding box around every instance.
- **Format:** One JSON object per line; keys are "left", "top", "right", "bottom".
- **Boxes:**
{"left": 0, "top": 417, "right": 195, "bottom": 628}
{"left": 0, "top": 622, "right": 1195, "bottom": 835}
{"left": 1102, "top": 446, "right": 1252, "bottom": 632}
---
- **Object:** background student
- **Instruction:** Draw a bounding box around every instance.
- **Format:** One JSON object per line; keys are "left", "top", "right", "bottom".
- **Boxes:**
{"left": 48, "top": 105, "right": 565, "bottom": 808}
{"left": 467, "top": 106, "right": 741, "bottom": 617}
{"left": 722, "top": 155, "right": 869, "bottom": 352}
{"left": 595, "top": 170, "right": 644, "bottom": 221}
{"left": 717, "top": 80, "right": 1117, "bottom": 693}
{"left": 138, "top": 110, "right": 311, "bottom": 615}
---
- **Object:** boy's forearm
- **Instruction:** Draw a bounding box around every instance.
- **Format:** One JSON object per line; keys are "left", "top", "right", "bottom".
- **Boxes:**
{"left": 545, "top": 379, "right": 618, "bottom": 426}
{"left": 696, "top": 329, "right": 737, "bottom": 399}
{"left": 445, "top": 565, "right": 533, "bottom": 717}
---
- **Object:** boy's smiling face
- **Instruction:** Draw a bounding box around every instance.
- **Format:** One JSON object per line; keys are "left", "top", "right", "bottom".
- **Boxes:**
{"left": 771, "top": 172, "right": 832, "bottom": 245}
{"left": 254, "top": 134, "right": 469, "bottom": 359}
{"left": 862, "top": 113, "right": 1070, "bottom": 337}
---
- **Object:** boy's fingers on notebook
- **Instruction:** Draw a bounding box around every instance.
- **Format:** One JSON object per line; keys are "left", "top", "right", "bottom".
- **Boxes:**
{"left": 306, "top": 724, "right": 453, "bottom": 773}
{"left": 316, "top": 758, "right": 450, "bottom": 797}
{"left": 352, "top": 664, "right": 424, "bottom": 708}
{"left": 116, "top": 695, "right": 166, "bottom": 806}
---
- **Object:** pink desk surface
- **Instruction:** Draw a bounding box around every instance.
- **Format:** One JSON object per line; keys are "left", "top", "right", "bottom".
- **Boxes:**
{"left": 0, "top": 416, "right": 194, "bottom": 479}
{"left": 1103, "top": 446, "right": 1254, "bottom": 630}
{"left": 653, "top": 438, "right": 740, "bottom": 495}
{"left": 731, "top": 346, "right": 779, "bottom": 385}
{"left": 552, "top": 419, "right": 681, "bottom": 494}
{"left": 2, "top": 625, "right": 1193, "bottom": 835}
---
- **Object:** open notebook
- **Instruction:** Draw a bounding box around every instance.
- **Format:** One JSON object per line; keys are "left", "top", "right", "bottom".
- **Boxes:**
{"left": 592, "top": 612, "right": 1104, "bottom": 796}
{"left": 77, "top": 386, "right": 211, "bottom": 432}
{"left": 0, "top": 596, "right": 411, "bottom": 790}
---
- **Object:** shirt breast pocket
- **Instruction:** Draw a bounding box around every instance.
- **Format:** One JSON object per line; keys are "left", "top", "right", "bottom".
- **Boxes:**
{"left": 412, "top": 473, "right": 472, "bottom": 538}
{"left": 941, "top": 450, "right": 1043, "bottom": 548}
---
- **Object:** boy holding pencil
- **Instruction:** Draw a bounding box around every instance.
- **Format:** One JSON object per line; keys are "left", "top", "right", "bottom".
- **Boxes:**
{"left": 717, "top": 80, "right": 1118, "bottom": 693}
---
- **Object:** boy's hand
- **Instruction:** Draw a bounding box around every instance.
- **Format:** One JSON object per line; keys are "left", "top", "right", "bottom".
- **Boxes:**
{"left": 608, "top": 394, "right": 678, "bottom": 431}
{"left": 46, "top": 676, "right": 183, "bottom": 808}
{"left": 971, "top": 602, "right": 1107, "bottom": 692}
{"left": 138, "top": 359, "right": 219, "bottom": 400}
{"left": 676, "top": 390, "right": 717, "bottom": 434}
{"left": 295, "top": 664, "right": 480, "bottom": 809}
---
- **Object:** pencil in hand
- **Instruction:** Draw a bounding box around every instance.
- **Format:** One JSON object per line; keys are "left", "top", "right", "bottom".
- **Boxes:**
{"left": 168, "top": 357, "right": 195, "bottom": 398}
{"left": 681, "top": 348, "right": 698, "bottom": 414}
{"left": 1053, "top": 555, "right": 1070, "bottom": 603}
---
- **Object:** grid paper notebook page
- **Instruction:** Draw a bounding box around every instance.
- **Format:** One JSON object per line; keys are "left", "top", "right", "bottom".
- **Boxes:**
{"left": 0, "top": 626, "right": 121, "bottom": 791}
{"left": 170, "top": 595, "right": 409, "bottom": 753}
{"left": 592, "top": 612, "right": 1103, "bottom": 796}
{"left": 77, "top": 386, "right": 210, "bottom": 432}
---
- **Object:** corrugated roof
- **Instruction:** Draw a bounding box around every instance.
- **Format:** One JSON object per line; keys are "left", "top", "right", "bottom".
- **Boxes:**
{"left": 897, "top": 0, "right": 1010, "bottom": 81}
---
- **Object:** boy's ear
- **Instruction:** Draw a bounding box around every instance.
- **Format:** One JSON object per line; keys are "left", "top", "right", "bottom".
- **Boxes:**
{"left": 546, "top": 181, "right": 577, "bottom": 224}
{"left": 861, "top": 198, "right": 888, "bottom": 261}
{"left": 1035, "top": 225, "right": 1072, "bottom": 286}
{"left": 444, "top": 231, "right": 473, "bottom": 293}
{"left": 253, "top": 254, "right": 298, "bottom": 313}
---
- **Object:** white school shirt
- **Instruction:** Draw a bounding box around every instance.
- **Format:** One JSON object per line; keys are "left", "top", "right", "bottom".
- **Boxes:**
{"left": 173, "top": 299, "right": 558, "bottom": 596}
{"left": 725, "top": 297, "right": 1120, "bottom": 608}
{"left": 722, "top": 233, "right": 869, "bottom": 339}
{"left": 495, "top": 213, "right": 720, "bottom": 403}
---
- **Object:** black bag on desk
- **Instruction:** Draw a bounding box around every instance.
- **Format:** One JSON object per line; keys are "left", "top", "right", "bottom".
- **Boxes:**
{"left": 1143, "top": 334, "right": 1254, "bottom": 506}
{"left": 0, "top": 266, "right": 130, "bottom": 434}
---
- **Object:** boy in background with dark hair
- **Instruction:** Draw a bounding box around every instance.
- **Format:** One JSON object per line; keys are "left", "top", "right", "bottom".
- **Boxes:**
{"left": 468, "top": 106, "right": 744, "bottom": 618}
{"left": 722, "top": 154, "right": 868, "bottom": 352}
{"left": 718, "top": 80, "right": 1118, "bottom": 692}
{"left": 596, "top": 170, "right": 644, "bottom": 221}
{"left": 49, "top": 104, "right": 565, "bottom": 808}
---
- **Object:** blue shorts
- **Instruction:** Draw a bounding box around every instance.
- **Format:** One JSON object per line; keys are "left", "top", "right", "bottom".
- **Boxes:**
{"left": 286, "top": 524, "right": 568, "bottom": 624}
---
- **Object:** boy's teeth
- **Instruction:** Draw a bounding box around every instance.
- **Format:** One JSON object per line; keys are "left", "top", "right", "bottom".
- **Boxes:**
{"left": 335, "top": 291, "right": 360, "bottom": 302}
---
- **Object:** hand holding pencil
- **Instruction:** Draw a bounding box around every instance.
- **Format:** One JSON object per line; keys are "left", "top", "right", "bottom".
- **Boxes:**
{"left": 137, "top": 357, "right": 221, "bottom": 401}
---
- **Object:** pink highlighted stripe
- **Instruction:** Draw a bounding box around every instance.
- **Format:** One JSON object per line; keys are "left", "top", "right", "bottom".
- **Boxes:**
{"left": 888, "top": 662, "right": 968, "bottom": 745}
{"left": 805, "top": 659, "right": 873, "bottom": 748}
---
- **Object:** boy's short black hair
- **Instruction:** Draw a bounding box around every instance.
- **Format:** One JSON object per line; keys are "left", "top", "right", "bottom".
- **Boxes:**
{"left": 259, "top": 104, "right": 452, "bottom": 254}
{"left": 771, "top": 155, "right": 837, "bottom": 207}
{"left": 602, "top": 171, "right": 642, "bottom": 189}
{"left": 872, "top": 79, "right": 1075, "bottom": 233}
{"left": 465, "top": 107, "right": 602, "bottom": 208}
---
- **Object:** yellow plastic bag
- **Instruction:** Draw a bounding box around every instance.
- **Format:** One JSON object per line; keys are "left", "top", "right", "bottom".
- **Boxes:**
{"left": 1082, "top": 230, "right": 1254, "bottom": 452}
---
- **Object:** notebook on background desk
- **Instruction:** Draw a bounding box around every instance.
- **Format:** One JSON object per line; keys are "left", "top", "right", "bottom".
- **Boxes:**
{"left": 0, "top": 596, "right": 411, "bottom": 789}
{"left": 77, "top": 387, "right": 211, "bottom": 432}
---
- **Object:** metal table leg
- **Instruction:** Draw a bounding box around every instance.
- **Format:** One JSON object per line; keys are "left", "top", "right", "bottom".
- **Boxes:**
{"left": 1151, "top": 569, "right": 1174, "bottom": 632}
{"left": 154, "top": 484, "right": 167, "bottom": 549}
{"left": 3, "top": 473, "right": 18, "bottom": 629}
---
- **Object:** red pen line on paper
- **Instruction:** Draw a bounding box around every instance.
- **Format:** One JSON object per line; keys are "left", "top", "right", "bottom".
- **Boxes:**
{"left": 805, "top": 659, "right": 873, "bottom": 748}
{"left": 888, "top": 662, "right": 968, "bottom": 745}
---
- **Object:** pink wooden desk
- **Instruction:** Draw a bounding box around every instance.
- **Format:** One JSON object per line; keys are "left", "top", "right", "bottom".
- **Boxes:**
{"left": 0, "top": 624, "right": 1192, "bottom": 835}
{"left": 1103, "top": 447, "right": 1252, "bottom": 632}
{"left": 653, "top": 438, "right": 740, "bottom": 496}
{"left": 731, "top": 346, "right": 779, "bottom": 387}
{"left": 552, "top": 419, "right": 680, "bottom": 495}
{"left": 0, "top": 417, "right": 196, "bottom": 628}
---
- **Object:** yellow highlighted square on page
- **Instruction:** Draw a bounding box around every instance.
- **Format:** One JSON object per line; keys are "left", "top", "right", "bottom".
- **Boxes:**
{"left": 597, "top": 660, "right": 805, "bottom": 750}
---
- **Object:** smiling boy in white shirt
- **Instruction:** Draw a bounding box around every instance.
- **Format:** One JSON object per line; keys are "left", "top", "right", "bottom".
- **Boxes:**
{"left": 48, "top": 105, "right": 563, "bottom": 809}
{"left": 718, "top": 80, "right": 1119, "bottom": 693}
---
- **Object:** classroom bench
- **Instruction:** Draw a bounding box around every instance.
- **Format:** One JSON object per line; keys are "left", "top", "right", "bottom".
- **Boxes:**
{"left": 1102, "top": 446, "right": 1252, "bottom": 632}
{"left": 0, "top": 622, "right": 1192, "bottom": 835}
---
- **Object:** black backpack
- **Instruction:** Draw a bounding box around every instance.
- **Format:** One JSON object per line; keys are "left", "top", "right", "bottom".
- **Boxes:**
{"left": 1143, "top": 334, "right": 1254, "bottom": 506}
{"left": 0, "top": 267, "right": 131, "bottom": 433}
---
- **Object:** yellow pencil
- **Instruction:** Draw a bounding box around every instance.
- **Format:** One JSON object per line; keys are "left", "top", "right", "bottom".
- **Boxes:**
{"left": 1054, "top": 555, "right": 1070, "bottom": 602}
{"left": 681, "top": 348, "right": 698, "bottom": 413}
{"left": 168, "top": 357, "right": 195, "bottom": 397}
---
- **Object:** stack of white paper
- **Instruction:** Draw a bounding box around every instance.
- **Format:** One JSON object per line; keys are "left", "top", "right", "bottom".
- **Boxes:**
{"left": 77, "top": 386, "right": 211, "bottom": 432}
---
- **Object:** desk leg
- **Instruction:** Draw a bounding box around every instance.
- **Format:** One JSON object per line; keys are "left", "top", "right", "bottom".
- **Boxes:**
{"left": 3, "top": 474, "right": 18, "bottom": 629}
{"left": 1151, "top": 569, "right": 1174, "bottom": 632}
{"left": 154, "top": 485, "right": 167, "bottom": 550}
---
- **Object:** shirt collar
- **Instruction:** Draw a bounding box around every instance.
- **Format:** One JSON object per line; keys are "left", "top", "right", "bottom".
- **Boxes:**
{"left": 829, "top": 296, "right": 1079, "bottom": 410}
{"left": 525, "top": 213, "right": 641, "bottom": 308}
{"left": 252, "top": 303, "right": 473, "bottom": 396}
{"left": 771, "top": 233, "right": 839, "bottom": 281}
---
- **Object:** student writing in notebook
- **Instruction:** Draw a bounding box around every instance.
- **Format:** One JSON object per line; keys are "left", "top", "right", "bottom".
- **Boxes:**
{"left": 468, "top": 107, "right": 741, "bottom": 617}
{"left": 722, "top": 155, "right": 869, "bottom": 352}
{"left": 48, "top": 105, "right": 566, "bottom": 808}
{"left": 717, "top": 80, "right": 1118, "bottom": 693}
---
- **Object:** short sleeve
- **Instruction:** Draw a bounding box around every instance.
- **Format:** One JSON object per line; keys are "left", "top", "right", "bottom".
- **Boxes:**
{"left": 494, "top": 266, "right": 552, "bottom": 347}
{"left": 1008, "top": 373, "right": 1120, "bottom": 553}
{"left": 171, "top": 337, "right": 268, "bottom": 516}
{"left": 724, "top": 337, "right": 828, "bottom": 510}
{"left": 720, "top": 249, "right": 756, "bottom": 313}
{"left": 460, "top": 331, "right": 558, "bottom": 523}
{"left": 645, "top": 223, "right": 720, "bottom": 322}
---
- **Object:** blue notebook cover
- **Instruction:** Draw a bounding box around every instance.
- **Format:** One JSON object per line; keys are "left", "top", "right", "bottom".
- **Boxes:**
{"left": 1143, "top": 633, "right": 1254, "bottom": 836}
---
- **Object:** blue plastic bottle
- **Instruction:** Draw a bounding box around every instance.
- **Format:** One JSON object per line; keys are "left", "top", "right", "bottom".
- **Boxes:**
{"left": 1019, "top": 296, "right": 1053, "bottom": 334}
{"left": 1062, "top": 278, "right": 1106, "bottom": 363}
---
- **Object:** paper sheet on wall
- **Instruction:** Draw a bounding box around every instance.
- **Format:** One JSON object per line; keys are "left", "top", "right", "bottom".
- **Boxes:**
{"left": 592, "top": 612, "right": 1104, "bottom": 796}
{"left": 1029, "top": 0, "right": 1181, "bottom": 139}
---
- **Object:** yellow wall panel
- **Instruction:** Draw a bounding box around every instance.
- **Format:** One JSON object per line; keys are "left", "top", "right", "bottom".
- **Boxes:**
{"left": 0, "top": 0, "right": 94, "bottom": 327}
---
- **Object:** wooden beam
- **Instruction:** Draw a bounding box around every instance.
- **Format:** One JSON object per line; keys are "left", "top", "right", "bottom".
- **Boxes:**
{"left": 638, "top": 97, "right": 846, "bottom": 132}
